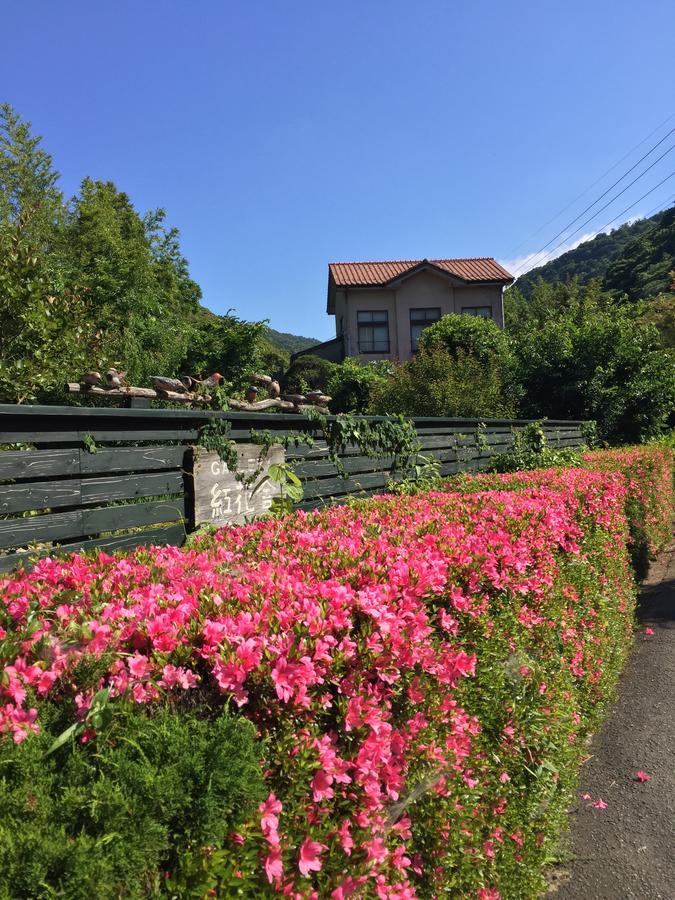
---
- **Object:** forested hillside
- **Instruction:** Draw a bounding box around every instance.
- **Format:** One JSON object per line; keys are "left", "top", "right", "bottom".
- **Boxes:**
{"left": 264, "top": 327, "right": 319, "bottom": 355}
{"left": 515, "top": 205, "right": 675, "bottom": 298}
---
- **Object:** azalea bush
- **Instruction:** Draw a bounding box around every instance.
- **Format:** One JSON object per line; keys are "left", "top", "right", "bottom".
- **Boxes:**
{"left": 0, "top": 446, "right": 671, "bottom": 898}
{"left": 453, "top": 444, "right": 673, "bottom": 578}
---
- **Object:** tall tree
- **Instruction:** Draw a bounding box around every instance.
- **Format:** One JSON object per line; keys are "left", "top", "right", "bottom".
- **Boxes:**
{"left": 0, "top": 106, "right": 92, "bottom": 402}
{"left": 63, "top": 179, "right": 204, "bottom": 383}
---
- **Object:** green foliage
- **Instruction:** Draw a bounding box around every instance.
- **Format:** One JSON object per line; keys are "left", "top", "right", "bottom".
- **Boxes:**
{"left": 282, "top": 354, "right": 336, "bottom": 393}
{"left": 262, "top": 326, "right": 319, "bottom": 356}
{"left": 258, "top": 337, "right": 290, "bottom": 377}
{"left": 488, "top": 422, "right": 584, "bottom": 473}
{"left": 196, "top": 417, "right": 238, "bottom": 471}
{"left": 0, "top": 702, "right": 265, "bottom": 899}
{"left": 637, "top": 290, "right": 675, "bottom": 348}
{"left": 0, "top": 211, "right": 93, "bottom": 403}
{"left": 325, "top": 358, "right": 390, "bottom": 413}
{"left": 304, "top": 407, "right": 420, "bottom": 477}
{"left": 368, "top": 346, "right": 516, "bottom": 418}
{"left": 514, "top": 208, "right": 671, "bottom": 298}
{"left": 509, "top": 282, "right": 675, "bottom": 443}
{"left": 0, "top": 104, "right": 266, "bottom": 403}
{"left": 182, "top": 307, "right": 265, "bottom": 388}
{"left": 63, "top": 178, "right": 202, "bottom": 385}
{"left": 604, "top": 206, "right": 675, "bottom": 301}
{"left": 419, "top": 311, "right": 512, "bottom": 365}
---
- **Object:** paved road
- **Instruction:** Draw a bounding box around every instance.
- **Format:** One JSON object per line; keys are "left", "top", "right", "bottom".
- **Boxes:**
{"left": 547, "top": 538, "right": 675, "bottom": 900}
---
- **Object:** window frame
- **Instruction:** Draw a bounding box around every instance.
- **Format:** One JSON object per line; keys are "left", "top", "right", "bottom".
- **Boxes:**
{"left": 409, "top": 307, "right": 442, "bottom": 352}
{"left": 461, "top": 306, "right": 492, "bottom": 319}
{"left": 357, "top": 309, "right": 390, "bottom": 354}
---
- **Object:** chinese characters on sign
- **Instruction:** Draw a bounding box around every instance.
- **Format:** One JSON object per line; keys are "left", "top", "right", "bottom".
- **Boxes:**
{"left": 192, "top": 444, "right": 285, "bottom": 527}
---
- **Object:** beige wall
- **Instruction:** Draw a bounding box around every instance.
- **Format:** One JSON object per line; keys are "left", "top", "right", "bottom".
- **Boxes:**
{"left": 338, "top": 269, "right": 505, "bottom": 361}
{"left": 453, "top": 285, "right": 504, "bottom": 327}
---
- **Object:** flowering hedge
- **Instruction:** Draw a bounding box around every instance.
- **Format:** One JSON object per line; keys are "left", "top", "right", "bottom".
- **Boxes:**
{"left": 0, "top": 446, "right": 671, "bottom": 897}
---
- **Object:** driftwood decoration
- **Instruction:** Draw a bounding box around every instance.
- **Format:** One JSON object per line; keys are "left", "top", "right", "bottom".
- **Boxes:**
{"left": 65, "top": 374, "right": 331, "bottom": 412}
{"left": 65, "top": 383, "right": 210, "bottom": 404}
{"left": 228, "top": 398, "right": 329, "bottom": 413}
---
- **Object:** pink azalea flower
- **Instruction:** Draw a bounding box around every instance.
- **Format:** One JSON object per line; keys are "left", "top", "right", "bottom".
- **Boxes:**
{"left": 635, "top": 771, "right": 651, "bottom": 782}
{"left": 264, "top": 848, "right": 283, "bottom": 883}
{"left": 581, "top": 792, "right": 592, "bottom": 801}
{"left": 298, "top": 837, "right": 326, "bottom": 876}
{"left": 644, "top": 627, "right": 654, "bottom": 636}
{"left": 592, "top": 799, "right": 608, "bottom": 809}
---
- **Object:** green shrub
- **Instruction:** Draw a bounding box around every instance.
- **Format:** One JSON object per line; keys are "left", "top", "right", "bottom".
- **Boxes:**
{"left": 368, "top": 346, "right": 516, "bottom": 417}
{"left": 488, "top": 421, "right": 584, "bottom": 473}
{"left": 0, "top": 702, "right": 265, "bottom": 899}
{"left": 326, "top": 358, "right": 390, "bottom": 413}
{"left": 419, "top": 312, "right": 512, "bottom": 364}
{"left": 282, "top": 354, "right": 335, "bottom": 393}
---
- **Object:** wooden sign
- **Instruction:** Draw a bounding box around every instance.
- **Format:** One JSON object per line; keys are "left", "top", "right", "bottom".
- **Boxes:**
{"left": 192, "top": 444, "right": 285, "bottom": 526}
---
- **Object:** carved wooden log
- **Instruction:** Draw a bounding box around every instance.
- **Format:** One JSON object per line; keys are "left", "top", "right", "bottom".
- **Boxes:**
{"left": 250, "top": 373, "right": 273, "bottom": 386}
{"left": 65, "top": 383, "right": 210, "bottom": 403}
{"left": 228, "top": 398, "right": 298, "bottom": 412}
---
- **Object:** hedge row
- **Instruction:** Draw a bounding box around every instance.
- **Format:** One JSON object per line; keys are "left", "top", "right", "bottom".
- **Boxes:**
{"left": 0, "top": 446, "right": 672, "bottom": 898}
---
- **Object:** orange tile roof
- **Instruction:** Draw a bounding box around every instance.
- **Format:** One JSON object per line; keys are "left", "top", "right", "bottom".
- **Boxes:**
{"left": 329, "top": 257, "right": 513, "bottom": 287}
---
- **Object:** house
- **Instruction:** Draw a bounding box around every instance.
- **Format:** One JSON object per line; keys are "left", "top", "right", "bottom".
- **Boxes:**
{"left": 301, "top": 257, "right": 514, "bottom": 363}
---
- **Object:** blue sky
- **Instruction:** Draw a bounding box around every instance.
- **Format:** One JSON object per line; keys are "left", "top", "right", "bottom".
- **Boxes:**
{"left": 2, "top": 0, "right": 675, "bottom": 340}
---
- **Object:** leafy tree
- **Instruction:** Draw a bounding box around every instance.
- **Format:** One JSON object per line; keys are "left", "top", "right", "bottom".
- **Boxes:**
{"left": 512, "top": 285, "right": 675, "bottom": 443}
{"left": 604, "top": 207, "right": 675, "bottom": 300}
{"left": 258, "top": 338, "right": 290, "bottom": 378}
{"left": 326, "top": 358, "right": 390, "bottom": 413}
{"left": 0, "top": 105, "right": 268, "bottom": 400}
{"left": 62, "top": 178, "right": 203, "bottom": 383}
{"left": 419, "top": 312, "right": 512, "bottom": 364}
{"left": 0, "top": 103, "right": 64, "bottom": 246}
{"left": 0, "top": 106, "right": 95, "bottom": 402}
{"left": 182, "top": 307, "right": 265, "bottom": 386}
{"left": 0, "top": 210, "right": 94, "bottom": 403}
{"left": 282, "top": 354, "right": 335, "bottom": 393}
{"left": 638, "top": 290, "right": 675, "bottom": 348}
{"left": 368, "top": 346, "right": 516, "bottom": 418}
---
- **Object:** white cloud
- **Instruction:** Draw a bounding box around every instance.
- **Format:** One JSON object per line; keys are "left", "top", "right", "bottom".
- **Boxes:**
{"left": 500, "top": 211, "right": 652, "bottom": 281}
{"left": 500, "top": 230, "right": 600, "bottom": 279}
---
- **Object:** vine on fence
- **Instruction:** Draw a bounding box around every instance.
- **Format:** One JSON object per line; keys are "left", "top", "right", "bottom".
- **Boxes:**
{"left": 196, "top": 412, "right": 422, "bottom": 515}
{"left": 302, "top": 407, "right": 420, "bottom": 478}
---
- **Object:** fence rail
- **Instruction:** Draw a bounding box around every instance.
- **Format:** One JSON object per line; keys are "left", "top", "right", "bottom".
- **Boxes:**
{"left": 0, "top": 404, "right": 587, "bottom": 572}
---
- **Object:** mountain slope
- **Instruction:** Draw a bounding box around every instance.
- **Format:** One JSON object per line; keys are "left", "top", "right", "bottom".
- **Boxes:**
{"left": 263, "top": 327, "right": 320, "bottom": 355}
{"left": 514, "top": 205, "right": 675, "bottom": 298}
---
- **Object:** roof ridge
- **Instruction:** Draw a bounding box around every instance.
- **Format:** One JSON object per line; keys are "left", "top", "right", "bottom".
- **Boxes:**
{"left": 328, "top": 257, "right": 498, "bottom": 266}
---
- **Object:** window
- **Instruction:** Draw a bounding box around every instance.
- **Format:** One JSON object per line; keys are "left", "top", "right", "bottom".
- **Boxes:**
{"left": 461, "top": 306, "right": 492, "bottom": 319}
{"left": 357, "top": 310, "right": 390, "bottom": 353}
{"left": 410, "top": 307, "right": 441, "bottom": 352}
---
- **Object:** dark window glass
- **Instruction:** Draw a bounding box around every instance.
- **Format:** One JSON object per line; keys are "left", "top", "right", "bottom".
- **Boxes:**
{"left": 410, "top": 307, "right": 441, "bottom": 351}
{"left": 357, "top": 310, "right": 390, "bottom": 353}
{"left": 461, "top": 306, "right": 492, "bottom": 319}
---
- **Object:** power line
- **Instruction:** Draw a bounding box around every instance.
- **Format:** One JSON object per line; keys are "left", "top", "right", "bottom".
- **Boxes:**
{"left": 643, "top": 194, "right": 675, "bottom": 219}
{"left": 594, "top": 174, "right": 675, "bottom": 235}
{"left": 511, "top": 127, "right": 675, "bottom": 276}
{"left": 512, "top": 141, "right": 675, "bottom": 276}
{"left": 506, "top": 111, "right": 675, "bottom": 259}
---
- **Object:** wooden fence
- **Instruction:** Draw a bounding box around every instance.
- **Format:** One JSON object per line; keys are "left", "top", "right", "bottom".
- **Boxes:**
{"left": 0, "top": 404, "right": 586, "bottom": 573}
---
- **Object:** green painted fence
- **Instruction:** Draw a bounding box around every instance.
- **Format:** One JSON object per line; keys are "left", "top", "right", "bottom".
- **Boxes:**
{"left": 0, "top": 404, "right": 586, "bottom": 573}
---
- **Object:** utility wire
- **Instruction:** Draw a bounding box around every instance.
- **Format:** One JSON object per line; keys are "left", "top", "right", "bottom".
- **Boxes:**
{"left": 643, "top": 194, "right": 675, "bottom": 219}
{"left": 512, "top": 141, "right": 675, "bottom": 276}
{"left": 506, "top": 111, "right": 675, "bottom": 259}
{"left": 511, "top": 127, "right": 675, "bottom": 276}
{"left": 594, "top": 174, "right": 675, "bottom": 236}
